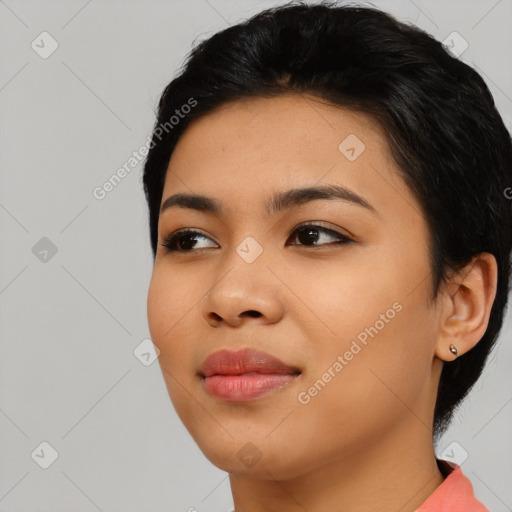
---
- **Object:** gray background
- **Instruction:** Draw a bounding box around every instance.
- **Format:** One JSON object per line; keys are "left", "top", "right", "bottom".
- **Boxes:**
{"left": 1, "top": 0, "right": 511, "bottom": 511}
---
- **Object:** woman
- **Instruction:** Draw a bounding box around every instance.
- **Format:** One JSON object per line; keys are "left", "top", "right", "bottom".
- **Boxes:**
{"left": 142, "top": 2, "right": 511, "bottom": 510}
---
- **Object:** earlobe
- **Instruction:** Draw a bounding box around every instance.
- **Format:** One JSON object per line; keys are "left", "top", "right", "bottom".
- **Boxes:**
{"left": 434, "top": 252, "right": 498, "bottom": 361}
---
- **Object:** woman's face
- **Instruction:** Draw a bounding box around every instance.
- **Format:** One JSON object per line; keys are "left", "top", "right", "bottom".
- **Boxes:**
{"left": 147, "top": 93, "right": 444, "bottom": 479}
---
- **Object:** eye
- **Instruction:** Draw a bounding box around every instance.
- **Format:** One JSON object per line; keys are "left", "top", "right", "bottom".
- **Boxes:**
{"left": 159, "top": 223, "right": 353, "bottom": 253}
{"left": 287, "top": 222, "right": 353, "bottom": 247}
{"left": 160, "top": 229, "right": 218, "bottom": 252}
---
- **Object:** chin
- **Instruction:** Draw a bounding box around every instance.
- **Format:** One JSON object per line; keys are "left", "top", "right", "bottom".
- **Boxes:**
{"left": 190, "top": 434, "right": 310, "bottom": 480}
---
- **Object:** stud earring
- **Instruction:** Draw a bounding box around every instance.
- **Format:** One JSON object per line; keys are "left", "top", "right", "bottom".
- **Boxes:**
{"left": 449, "top": 344, "right": 458, "bottom": 357}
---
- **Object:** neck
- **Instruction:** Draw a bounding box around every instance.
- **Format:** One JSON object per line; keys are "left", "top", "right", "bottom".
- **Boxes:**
{"left": 229, "top": 419, "right": 445, "bottom": 512}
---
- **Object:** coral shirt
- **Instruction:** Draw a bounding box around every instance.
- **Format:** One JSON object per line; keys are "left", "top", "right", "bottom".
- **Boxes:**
{"left": 416, "top": 459, "right": 489, "bottom": 511}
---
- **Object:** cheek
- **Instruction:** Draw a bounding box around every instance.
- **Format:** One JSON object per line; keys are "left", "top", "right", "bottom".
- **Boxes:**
{"left": 147, "top": 269, "right": 172, "bottom": 342}
{"left": 292, "top": 255, "right": 436, "bottom": 410}
{"left": 289, "top": 254, "right": 401, "bottom": 342}
{"left": 289, "top": 299, "right": 436, "bottom": 461}
{"left": 147, "top": 265, "right": 201, "bottom": 339}
{"left": 147, "top": 268, "right": 200, "bottom": 414}
{"left": 147, "top": 268, "right": 196, "bottom": 371}
{"left": 147, "top": 264, "right": 223, "bottom": 394}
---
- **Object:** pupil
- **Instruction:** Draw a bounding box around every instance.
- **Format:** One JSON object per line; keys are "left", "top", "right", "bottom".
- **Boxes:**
{"left": 180, "top": 235, "right": 196, "bottom": 250}
{"left": 298, "top": 227, "right": 319, "bottom": 245}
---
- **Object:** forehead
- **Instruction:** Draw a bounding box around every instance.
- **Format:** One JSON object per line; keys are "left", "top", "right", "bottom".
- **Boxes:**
{"left": 172, "top": 93, "right": 387, "bottom": 162}
{"left": 161, "top": 93, "right": 418, "bottom": 223}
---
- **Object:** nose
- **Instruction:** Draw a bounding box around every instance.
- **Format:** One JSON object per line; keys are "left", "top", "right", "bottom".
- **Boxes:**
{"left": 201, "top": 259, "right": 285, "bottom": 328}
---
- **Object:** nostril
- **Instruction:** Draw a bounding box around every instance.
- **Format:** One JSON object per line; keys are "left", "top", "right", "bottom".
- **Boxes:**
{"left": 243, "top": 310, "right": 261, "bottom": 318}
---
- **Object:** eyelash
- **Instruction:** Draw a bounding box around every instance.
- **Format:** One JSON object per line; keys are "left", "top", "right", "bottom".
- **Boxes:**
{"left": 160, "top": 222, "right": 354, "bottom": 252}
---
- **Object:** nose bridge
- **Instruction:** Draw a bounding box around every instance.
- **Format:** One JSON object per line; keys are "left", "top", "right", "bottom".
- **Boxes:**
{"left": 211, "top": 232, "right": 269, "bottom": 297}
{"left": 219, "top": 205, "right": 270, "bottom": 267}
{"left": 235, "top": 233, "right": 266, "bottom": 265}
{"left": 201, "top": 230, "right": 283, "bottom": 326}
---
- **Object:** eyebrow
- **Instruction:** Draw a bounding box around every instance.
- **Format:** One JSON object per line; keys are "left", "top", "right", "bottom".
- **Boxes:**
{"left": 160, "top": 184, "right": 377, "bottom": 217}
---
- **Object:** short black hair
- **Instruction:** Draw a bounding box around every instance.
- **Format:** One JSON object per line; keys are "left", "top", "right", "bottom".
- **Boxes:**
{"left": 142, "top": 1, "right": 512, "bottom": 441}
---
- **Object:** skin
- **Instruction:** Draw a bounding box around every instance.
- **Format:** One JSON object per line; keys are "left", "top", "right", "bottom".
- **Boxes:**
{"left": 147, "top": 93, "right": 497, "bottom": 512}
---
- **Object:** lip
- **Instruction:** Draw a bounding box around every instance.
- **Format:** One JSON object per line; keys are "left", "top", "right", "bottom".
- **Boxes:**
{"left": 200, "top": 348, "right": 300, "bottom": 377}
{"left": 199, "top": 348, "right": 301, "bottom": 402}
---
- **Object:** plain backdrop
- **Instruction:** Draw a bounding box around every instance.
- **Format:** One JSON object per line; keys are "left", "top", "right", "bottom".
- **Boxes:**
{"left": 1, "top": 1, "right": 511, "bottom": 511}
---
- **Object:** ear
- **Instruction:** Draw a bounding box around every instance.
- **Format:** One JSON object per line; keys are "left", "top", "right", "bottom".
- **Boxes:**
{"left": 435, "top": 252, "right": 498, "bottom": 361}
